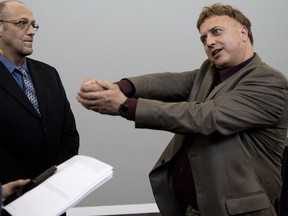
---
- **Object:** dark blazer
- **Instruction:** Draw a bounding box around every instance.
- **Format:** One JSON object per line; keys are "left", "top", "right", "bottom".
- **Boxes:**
{"left": 0, "top": 58, "right": 79, "bottom": 184}
{"left": 128, "top": 54, "right": 288, "bottom": 216}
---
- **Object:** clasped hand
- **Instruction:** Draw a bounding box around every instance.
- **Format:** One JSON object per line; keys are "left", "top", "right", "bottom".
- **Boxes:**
{"left": 77, "top": 78, "right": 127, "bottom": 115}
{"left": 2, "top": 179, "right": 30, "bottom": 201}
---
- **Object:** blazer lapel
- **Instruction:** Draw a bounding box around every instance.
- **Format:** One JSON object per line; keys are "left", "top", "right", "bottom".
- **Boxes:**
{"left": 187, "top": 60, "right": 215, "bottom": 102}
{"left": 206, "top": 78, "right": 228, "bottom": 101}
{"left": 196, "top": 69, "right": 214, "bottom": 101}
{"left": 0, "top": 62, "right": 40, "bottom": 117}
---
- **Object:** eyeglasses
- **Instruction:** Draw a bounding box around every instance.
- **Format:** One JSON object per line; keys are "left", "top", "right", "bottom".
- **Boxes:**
{"left": 0, "top": 19, "right": 39, "bottom": 31}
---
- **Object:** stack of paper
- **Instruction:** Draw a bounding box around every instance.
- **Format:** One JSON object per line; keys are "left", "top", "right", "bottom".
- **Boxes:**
{"left": 4, "top": 155, "right": 113, "bottom": 216}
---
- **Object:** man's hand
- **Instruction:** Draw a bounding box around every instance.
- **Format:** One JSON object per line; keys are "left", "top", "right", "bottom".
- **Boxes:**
{"left": 77, "top": 78, "right": 127, "bottom": 115}
{"left": 2, "top": 179, "right": 30, "bottom": 200}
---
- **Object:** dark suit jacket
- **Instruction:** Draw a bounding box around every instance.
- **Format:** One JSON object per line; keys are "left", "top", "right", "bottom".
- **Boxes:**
{"left": 0, "top": 58, "right": 79, "bottom": 184}
{"left": 128, "top": 54, "right": 288, "bottom": 216}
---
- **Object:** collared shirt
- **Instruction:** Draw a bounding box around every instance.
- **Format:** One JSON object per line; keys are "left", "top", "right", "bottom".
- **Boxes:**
{"left": 0, "top": 56, "right": 29, "bottom": 90}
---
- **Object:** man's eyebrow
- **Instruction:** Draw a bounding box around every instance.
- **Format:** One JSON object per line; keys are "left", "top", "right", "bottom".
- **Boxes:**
{"left": 210, "top": 26, "right": 222, "bottom": 32}
{"left": 200, "top": 26, "right": 222, "bottom": 37}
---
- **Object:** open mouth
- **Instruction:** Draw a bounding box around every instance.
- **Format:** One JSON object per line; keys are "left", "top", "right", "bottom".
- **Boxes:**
{"left": 212, "top": 49, "right": 222, "bottom": 57}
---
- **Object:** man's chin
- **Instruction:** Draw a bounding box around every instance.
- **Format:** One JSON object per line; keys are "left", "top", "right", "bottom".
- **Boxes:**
{"left": 22, "top": 49, "right": 33, "bottom": 56}
{"left": 211, "top": 57, "right": 230, "bottom": 69}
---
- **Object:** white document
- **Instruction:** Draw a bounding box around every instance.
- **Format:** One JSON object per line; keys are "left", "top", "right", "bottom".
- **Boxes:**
{"left": 4, "top": 155, "right": 113, "bottom": 216}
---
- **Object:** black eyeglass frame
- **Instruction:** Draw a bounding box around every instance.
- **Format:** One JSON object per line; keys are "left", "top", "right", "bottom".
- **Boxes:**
{"left": 0, "top": 19, "right": 39, "bottom": 31}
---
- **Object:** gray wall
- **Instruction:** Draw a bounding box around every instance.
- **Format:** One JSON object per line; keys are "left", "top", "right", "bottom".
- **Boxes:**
{"left": 22, "top": 0, "right": 288, "bottom": 207}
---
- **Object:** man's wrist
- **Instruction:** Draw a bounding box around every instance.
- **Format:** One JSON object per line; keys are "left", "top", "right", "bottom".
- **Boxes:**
{"left": 119, "top": 99, "right": 130, "bottom": 118}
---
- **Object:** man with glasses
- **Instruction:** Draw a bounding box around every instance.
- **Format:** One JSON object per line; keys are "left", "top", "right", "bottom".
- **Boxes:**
{"left": 0, "top": 0, "right": 79, "bottom": 204}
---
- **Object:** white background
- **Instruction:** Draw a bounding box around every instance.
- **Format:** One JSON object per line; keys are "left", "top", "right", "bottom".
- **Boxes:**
{"left": 21, "top": 0, "right": 288, "bottom": 207}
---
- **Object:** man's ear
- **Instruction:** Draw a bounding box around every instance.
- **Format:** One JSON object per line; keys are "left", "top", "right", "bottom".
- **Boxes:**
{"left": 240, "top": 25, "right": 249, "bottom": 42}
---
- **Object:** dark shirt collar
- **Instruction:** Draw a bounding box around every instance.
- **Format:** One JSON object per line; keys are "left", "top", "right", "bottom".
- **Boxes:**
{"left": 216, "top": 53, "right": 256, "bottom": 83}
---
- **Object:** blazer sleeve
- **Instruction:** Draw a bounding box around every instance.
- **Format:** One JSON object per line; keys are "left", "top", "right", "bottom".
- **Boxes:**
{"left": 130, "top": 65, "right": 288, "bottom": 136}
{"left": 128, "top": 70, "right": 197, "bottom": 102}
{"left": 53, "top": 71, "right": 79, "bottom": 164}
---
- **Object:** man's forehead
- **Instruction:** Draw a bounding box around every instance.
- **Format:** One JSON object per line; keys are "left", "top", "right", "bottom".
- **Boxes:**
{"left": 200, "top": 16, "right": 239, "bottom": 31}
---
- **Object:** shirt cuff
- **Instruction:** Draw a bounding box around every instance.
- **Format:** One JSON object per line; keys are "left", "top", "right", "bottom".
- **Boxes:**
{"left": 127, "top": 98, "right": 137, "bottom": 121}
{"left": 114, "top": 79, "right": 135, "bottom": 98}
